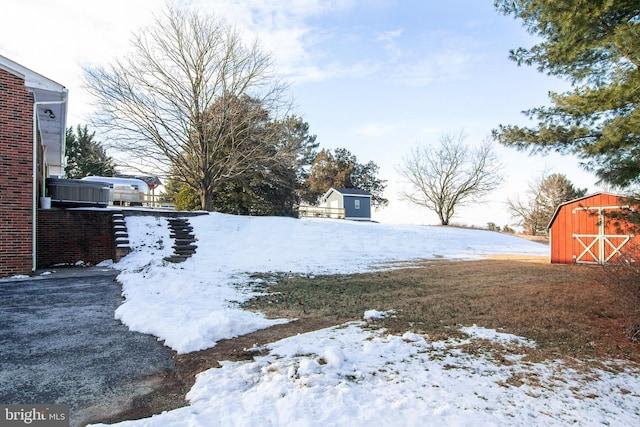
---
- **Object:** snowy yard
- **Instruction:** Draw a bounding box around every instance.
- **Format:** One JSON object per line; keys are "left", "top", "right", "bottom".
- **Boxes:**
{"left": 93, "top": 213, "right": 639, "bottom": 426}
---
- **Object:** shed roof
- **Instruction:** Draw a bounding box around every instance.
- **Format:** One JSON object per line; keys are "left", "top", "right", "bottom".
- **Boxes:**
{"left": 321, "top": 187, "right": 372, "bottom": 204}
{"left": 547, "top": 191, "right": 626, "bottom": 230}
{"left": 327, "top": 187, "right": 372, "bottom": 197}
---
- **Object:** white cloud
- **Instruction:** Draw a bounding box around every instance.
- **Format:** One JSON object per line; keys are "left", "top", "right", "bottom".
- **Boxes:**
{"left": 281, "top": 58, "right": 382, "bottom": 84}
{"left": 265, "top": 17, "right": 481, "bottom": 87}
{"left": 355, "top": 123, "right": 397, "bottom": 137}
{"left": 394, "top": 50, "right": 476, "bottom": 86}
{"left": 0, "top": 0, "right": 161, "bottom": 123}
{"left": 255, "top": 0, "right": 356, "bottom": 22}
{"left": 209, "top": 0, "right": 361, "bottom": 84}
{"left": 376, "top": 28, "right": 404, "bottom": 60}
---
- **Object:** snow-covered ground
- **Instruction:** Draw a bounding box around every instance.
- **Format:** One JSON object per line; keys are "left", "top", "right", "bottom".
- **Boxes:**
{"left": 113, "top": 213, "right": 548, "bottom": 354}
{"left": 94, "top": 213, "right": 640, "bottom": 426}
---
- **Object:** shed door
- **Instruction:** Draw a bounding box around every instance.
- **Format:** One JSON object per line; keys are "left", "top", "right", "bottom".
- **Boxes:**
{"left": 329, "top": 199, "right": 340, "bottom": 219}
{"left": 572, "top": 206, "right": 632, "bottom": 264}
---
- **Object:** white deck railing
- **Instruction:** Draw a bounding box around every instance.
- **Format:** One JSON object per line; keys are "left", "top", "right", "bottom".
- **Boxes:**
{"left": 298, "top": 205, "right": 345, "bottom": 219}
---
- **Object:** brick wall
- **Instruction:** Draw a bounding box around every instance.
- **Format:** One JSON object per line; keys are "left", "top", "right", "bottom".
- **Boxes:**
{"left": 37, "top": 209, "right": 116, "bottom": 268}
{"left": 0, "top": 67, "right": 35, "bottom": 277}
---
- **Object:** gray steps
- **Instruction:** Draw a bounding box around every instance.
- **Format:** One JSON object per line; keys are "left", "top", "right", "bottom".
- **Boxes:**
{"left": 164, "top": 218, "right": 197, "bottom": 263}
{"left": 112, "top": 212, "right": 131, "bottom": 260}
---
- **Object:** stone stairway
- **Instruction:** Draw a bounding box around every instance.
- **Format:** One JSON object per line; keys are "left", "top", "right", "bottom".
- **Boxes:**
{"left": 112, "top": 212, "right": 131, "bottom": 261}
{"left": 164, "top": 218, "right": 197, "bottom": 263}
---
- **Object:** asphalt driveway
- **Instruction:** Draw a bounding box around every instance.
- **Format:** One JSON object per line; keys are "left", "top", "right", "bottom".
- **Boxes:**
{"left": 0, "top": 267, "right": 175, "bottom": 427}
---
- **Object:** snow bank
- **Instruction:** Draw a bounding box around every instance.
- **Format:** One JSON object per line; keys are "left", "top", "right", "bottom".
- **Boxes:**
{"left": 97, "top": 214, "right": 640, "bottom": 426}
{"left": 113, "top": 213, "right": 547, "bottom": 354}
{"left": 91, "top": 324, "right": 640, "bottom": 427}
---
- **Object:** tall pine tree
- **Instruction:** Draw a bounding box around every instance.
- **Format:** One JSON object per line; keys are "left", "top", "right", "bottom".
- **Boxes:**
{"left": 493, "top": 1, "right": 640, "bottom": 187}
{"left": 65, "top": 125, "right": 115, "bottom": 179}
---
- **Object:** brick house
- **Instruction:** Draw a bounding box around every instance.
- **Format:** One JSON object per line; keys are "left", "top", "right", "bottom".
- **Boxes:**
{"left": 0, "top": 55, "right": 68, "bottom": 277}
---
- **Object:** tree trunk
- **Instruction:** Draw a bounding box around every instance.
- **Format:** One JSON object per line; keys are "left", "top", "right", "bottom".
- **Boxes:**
{"left": 200, "top": 188, "right": 214, "bottom": 211}
{"left": 439, "top": 213, "right": 449, "bottom": 226}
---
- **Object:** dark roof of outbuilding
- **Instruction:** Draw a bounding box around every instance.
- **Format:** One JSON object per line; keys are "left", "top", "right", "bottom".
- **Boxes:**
{"left": 330, "top": 187, "right": 372, "bottom": 196}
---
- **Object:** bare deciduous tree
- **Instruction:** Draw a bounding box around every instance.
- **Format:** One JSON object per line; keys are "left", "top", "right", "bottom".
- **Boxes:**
{"left": 398, "top": 132, "right": 503, "bottom": 225}
{"left": 83, "top": 5, "right": 288, "bottom": 210}
{"left": 508, "top": 171, "right": 587, "bottom": 235}
{"left": 506, "top": 175, "right": 547, "bottom": 236}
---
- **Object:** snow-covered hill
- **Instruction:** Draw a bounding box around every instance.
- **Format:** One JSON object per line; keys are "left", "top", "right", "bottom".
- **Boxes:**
{"left": 114, "top": 213, "right": 547, "bottom": 353}
{"left": 92, "top": 213, "right": 640, "bottom": 427}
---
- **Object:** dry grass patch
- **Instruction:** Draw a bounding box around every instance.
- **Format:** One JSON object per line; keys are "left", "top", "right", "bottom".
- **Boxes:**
{"left": 244, "top": 259, "right": 640, "bottom": 363}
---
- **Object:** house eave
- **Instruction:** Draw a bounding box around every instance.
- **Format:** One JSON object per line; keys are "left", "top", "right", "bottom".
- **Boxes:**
{"left": 0, "top": 54, "right": 66, "bottom": 93}
{"left": 0, "top": 55, "right": 68, "bottom": 175}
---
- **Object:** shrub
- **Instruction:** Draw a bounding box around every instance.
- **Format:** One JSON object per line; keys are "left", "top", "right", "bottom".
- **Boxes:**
{"left": 596, "top": 242, "right": 640, "bottom": 342}
{"left": 176, "top": 186, "right": 200, "bottom": 211}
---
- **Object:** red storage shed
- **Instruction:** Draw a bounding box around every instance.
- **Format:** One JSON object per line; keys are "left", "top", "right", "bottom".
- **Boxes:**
{"left": 548, "top": 192, "right": 637, "bottom": 264}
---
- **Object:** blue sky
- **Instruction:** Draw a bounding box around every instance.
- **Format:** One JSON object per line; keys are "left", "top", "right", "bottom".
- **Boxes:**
{"left": 1, "top": 0, "right": 601, "bottom": 226}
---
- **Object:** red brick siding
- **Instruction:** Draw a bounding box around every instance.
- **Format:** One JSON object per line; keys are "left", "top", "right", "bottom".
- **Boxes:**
{"left": 0, "top": 67, "right": 34, "bottom": 277}
{"left": 37, "top": 210, "right": 116, "bottom": 268}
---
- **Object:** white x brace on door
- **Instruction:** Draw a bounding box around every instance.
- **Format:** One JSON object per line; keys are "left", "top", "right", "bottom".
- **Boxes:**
{"left": 572, "top": 206, "right": 632, "bottom": 264}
